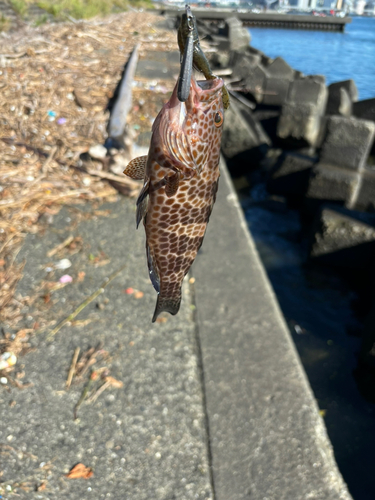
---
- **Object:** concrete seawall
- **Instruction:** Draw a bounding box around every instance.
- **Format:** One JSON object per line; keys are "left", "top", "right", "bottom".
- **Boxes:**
{"left": 155, "top": 8, "right": 351, "bottom": 32}
{"left": 192, "top": 160, "right": 353, "bottom": 500}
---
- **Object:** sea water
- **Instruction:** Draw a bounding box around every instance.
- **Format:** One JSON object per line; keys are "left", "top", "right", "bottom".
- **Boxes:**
{"left": 249, "top": 16, "right": 375, "bottom": 100}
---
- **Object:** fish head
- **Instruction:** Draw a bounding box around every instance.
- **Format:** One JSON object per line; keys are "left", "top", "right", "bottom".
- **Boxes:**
{"left": 183, "top": 77, "right": 225, "bottom": 142}
{"left": 153, "top": 76, "right": 225, "bottom": 176}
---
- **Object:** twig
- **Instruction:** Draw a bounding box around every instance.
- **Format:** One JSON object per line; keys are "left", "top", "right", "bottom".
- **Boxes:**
{"left": 47, "top": 265, "right": 126, "bottom": 340}
{"left": 42, "top": 145, "right": 58, "bottom": 174}
{"left": 74, "top": 374, "right": 94, "bottom": 420}
{"left": 84, "top": 168, "right": 140, "bottom": 189}
{"left": 0, "top": 234, "right": 16, "bottom": 255}
{"left": 85, "top": 380, "right": 111, "bottom": 404}
{"left": 66, "top": 347, "right": 80, "bottom": 389}
{"left": 47, "top": 235, "right": 74, "bottom": 258}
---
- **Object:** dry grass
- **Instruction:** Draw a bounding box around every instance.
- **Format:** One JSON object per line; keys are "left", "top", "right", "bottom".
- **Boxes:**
{"left": 0, "top": 11, "right": 177, "bottom": 333}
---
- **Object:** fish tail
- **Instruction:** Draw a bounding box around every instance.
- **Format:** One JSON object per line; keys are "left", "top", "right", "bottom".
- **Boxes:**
{"left": 152, "top": 293, "right": 181, "bottom": 323}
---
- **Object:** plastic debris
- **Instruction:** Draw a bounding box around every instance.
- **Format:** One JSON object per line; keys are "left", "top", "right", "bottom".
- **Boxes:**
{"left": 55, "top": 258, "right": 72, "bottom": 270}
{"left": 0, "top": 377, "right": 8, "bottom": 384}
{"left": 57, "top": 117, "right": 67, "bottom": 125}
{"left": 0, "top": 352, "right": 17, "bottom": 370}
{"left": 124, "top": 287, "right": 134, "bottom": 294}
{"left": 59, "top": 274, "right": 73, "bottom": 284}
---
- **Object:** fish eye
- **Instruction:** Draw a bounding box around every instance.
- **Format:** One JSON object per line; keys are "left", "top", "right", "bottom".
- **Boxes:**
{"left": 214, "top": 112, "right": 223, "bottom": 128}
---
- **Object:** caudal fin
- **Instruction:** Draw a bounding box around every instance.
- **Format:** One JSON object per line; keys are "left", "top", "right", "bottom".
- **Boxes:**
{"left": 152, "top": 294, "right": 181, "bottom": 323}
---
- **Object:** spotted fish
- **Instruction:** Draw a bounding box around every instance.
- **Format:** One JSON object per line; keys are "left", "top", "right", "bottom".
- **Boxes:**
{"left": 124, "top": 75, "right": 224, "bottom": 322}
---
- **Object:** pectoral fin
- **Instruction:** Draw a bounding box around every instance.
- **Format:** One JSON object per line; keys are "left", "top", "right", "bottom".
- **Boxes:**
{"left": 123, "top": 155, "right": 148, "bottom": 180}
{"left": 165, "top": 171, "right": 180, "bottom": 197}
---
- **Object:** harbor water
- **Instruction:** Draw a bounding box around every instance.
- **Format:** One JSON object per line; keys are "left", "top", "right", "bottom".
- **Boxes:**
{"left": 248, "top": 16, "right": 375, "bottom": 100}
{"left": 242, "top": 16, "right": 375, "bottom": 500}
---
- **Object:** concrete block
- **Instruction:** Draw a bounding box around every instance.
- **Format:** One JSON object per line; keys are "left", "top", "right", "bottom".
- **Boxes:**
{"left": 243, "top": 65, "right": 270, "bottom": 103}
{"left": 277, "top": 103, "right": 324, "bottom": 146}
{"left": 221, "top": 100, "right": 270, "bottom": 170}
{"left": 247, "top": 45, "right": 273, "bottom": 66}
{"left": 288, "top": 76, "right": 328, "bottom": 113}
{"left": 267, "top": 152, "right": 316, "bottom": 196}
{"left": 326, "top": 86, "right": 352, "bottom": 117}
{"left": 262, "top": 77, "right": 291, "bottom": 106}
{"left": 276, "top": 77, "right": 328, "bottom": 147}
{"left": 309, "top": 207, "right": 375, "bottom": 269}
{"left": 353, "top": 98, "right": 375, "bottom": 122}
{"left": 329, "top": 79, "right": 358, "bottom": 103}
{"left": 209, "top": 50, "right": 230, "bottom": 69}
{"left": 353, "top": 166, "right": 375, "bottom": 212}
{"left": 265, "top": 56, "right": 295, "bottom": 81}
{"left": 306, "top": 163, "right": 360, "bottom": 207}
{"left": 310, "top": 74, "right": 326, "bottom": 85}
{"left": 320, "top": 116, "right": 375, "bottom": 171}
{"left": 223, "top": 17, "right": 251, "bottom": 52}
{"left": 231, "top": 52, "right": 262, "bottom": 80}
{"left": 208, "top": 34, "right": 230, "bottom": 52}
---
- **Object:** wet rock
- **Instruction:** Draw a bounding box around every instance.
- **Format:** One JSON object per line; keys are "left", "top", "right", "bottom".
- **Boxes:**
{"left": 319, "top": 116, "right": 375, "bottom": 171}
{"left": 267, "top": 152, "right": 316, "bottom": 196}
{"left": 277, "top": 76, "right": 328, "bottom": 146}
{"left": 308, "top": 206, "right": 375, "bottom": 269}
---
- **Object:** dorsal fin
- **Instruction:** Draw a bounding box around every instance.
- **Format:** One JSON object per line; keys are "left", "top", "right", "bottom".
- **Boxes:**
{"left": 123, "top": 155, "right": 147, "bottom": 180}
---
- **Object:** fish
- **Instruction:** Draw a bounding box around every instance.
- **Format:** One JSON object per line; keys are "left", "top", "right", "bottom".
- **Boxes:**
{"left": 123, "top": 75, "right": 225, "bottom": 322}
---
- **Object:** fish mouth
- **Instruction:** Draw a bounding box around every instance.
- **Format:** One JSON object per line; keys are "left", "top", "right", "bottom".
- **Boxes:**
{"left": 195, "top": 78, "right": 224, "bottom": 92}
{"left": 191, "top": 77, "right": 224, "bottom": 106}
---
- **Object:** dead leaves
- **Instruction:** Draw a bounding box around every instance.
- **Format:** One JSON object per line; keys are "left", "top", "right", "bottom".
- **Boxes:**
{"left": 65, "top": 463, "right": 93, "bottom": 480}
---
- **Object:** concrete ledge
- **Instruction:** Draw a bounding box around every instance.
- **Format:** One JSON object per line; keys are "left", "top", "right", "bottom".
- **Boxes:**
{"left": 192, "top": 159, "right": 352, "bottom": 500}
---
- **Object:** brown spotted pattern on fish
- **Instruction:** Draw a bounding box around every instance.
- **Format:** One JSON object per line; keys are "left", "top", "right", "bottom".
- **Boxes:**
{"left": 124, "top": 76, "right": 224, "bottom": 322}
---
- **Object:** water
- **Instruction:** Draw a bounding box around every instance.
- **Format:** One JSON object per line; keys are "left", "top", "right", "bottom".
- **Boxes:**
{"left": 241, "top": 16, "right": 375, "bottom": 500}
{"left": 244, "top": 189, "right": 374, "bottom": 500}
{"left": 248, "top": 16, "right": 375, "bottom": 100}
